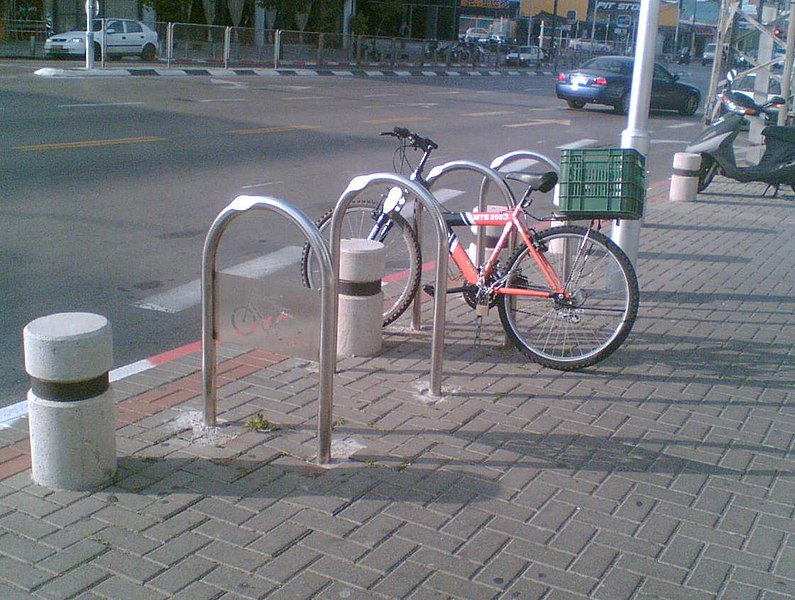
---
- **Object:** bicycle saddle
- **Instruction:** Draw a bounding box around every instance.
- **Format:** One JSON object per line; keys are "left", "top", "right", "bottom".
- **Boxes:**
{"left": 504, "top": 171, "right": 558, "bottom": 193}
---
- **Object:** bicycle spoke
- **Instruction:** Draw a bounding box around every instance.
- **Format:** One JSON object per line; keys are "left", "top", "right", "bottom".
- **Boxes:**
{"left": 498, "top": 225, "right": 639, "bottom": 370}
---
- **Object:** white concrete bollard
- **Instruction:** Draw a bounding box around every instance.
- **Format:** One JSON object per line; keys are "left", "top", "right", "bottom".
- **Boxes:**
{"left": 23, "top": 313, "right": 116, "bottom": 490}
{"left": 337, "top": 239, "right": 386, "bottom": 357}
{"left": 670, "top": 152, "right": 701, "bottom": 202}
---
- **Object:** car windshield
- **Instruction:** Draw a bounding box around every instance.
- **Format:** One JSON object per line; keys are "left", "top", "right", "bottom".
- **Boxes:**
{"left": 581, "top": 57, "right": 632, "bottom": 74}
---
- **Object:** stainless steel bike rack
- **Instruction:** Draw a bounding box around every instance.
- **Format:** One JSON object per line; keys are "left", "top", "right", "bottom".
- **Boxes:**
{"left": 201, "top": 195, "right": 337, "bottom": 464}
{"left": 410, "top": 160, "right": 517, "bottom": 331}
{"left": 330, "top": 174, "right": 449, "bottom": 398}
{"left": 489, "top": 150, "right": 560, "bottom": 175}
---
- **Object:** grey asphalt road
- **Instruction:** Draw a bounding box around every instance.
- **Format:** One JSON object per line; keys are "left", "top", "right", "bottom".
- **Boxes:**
{"left": 0, "top": 62, "right": 711, "bottom": 407}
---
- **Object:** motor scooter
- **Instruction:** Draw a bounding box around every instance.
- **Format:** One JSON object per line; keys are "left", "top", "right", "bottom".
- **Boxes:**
{"left": 677, "top": 48, "right": 691, "bottom": 65}
{"left": 686, "top": 72, "right": 795, "bottom": 196}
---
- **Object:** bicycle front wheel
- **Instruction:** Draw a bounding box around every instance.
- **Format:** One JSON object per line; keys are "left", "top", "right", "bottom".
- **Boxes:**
{"left": 497, "top": 225, "right": 639, "bottom": 370}
{"left": 301, "top": 198, "right": 422, "bottom": 326}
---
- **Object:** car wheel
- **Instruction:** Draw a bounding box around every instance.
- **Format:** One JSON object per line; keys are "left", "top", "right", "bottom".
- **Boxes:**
{"left": 141, "top": 44, "right": 156, "bottom": 62}
{"left": 567, "top": 100, "right": 586, "bottom": 109}
{"left": 679, "top": 94, "right": 699, "bottom": 116}
{"left": 93, "top": 43, "right": 102, "bottom": 62}
{"left": 614, "top": 93, "right": 629, "bottom": 115}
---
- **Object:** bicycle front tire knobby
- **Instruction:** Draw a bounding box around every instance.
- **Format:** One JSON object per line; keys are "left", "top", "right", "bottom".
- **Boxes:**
{"left": 497, "top": 225, "right": 639, "bottom": 370}
{"left": 301, "top": 198, "right": 422, "bottom": 326}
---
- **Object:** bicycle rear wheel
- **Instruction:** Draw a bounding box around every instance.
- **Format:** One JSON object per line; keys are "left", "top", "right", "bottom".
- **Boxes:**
{"left": 497, "top": 225, "right": 639, "bottom": 370}
{"left": 301, "top": 198, "right": 422, "bottom": 326}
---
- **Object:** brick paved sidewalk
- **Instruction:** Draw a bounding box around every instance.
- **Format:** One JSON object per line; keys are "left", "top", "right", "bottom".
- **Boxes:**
{"left": 1, "top": 178, "right": 794, "bottom": 599}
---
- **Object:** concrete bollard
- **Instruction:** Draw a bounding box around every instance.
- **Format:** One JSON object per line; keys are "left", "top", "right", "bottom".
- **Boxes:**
{"left": 23, "top": 313, "right": 116, "bottom": 490}
{"left": 670, "top": 152, "right": 701, "bottom": 202}
{"left": 337, "top": 239, "right": 386, "bottom": 357}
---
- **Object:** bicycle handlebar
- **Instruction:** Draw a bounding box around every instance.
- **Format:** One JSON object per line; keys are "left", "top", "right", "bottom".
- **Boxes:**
{"left": 380, "top": 126, "right": 438, "bottom": 153}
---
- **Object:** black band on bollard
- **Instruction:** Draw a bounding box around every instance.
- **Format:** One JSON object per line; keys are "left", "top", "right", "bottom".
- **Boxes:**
{"left": 672, "top": 168, "right": 699, "bottom": 178}
{"left": 30, "top": 373, "right": 110, "bottom": 402}
{"left": 338, "top": 279, "right": 381, "bottom": 297}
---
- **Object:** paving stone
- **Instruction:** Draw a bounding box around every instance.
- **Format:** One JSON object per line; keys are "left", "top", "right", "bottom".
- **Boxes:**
{"left": 89, "top": 575, "right": 168, "bottom": 600}
{"left": 142, "top": 509, "right": 207, "bottom": 542}
{"left": 91, "top": 548, "right": 165, "bottom": 582}
{"left": 38, "top": 538, "right": 109, "bottom": 574}
{"left": 0, "top": 580, "right": 44, "bottom": 600}
{"left": 34, "top": 564, "right": 108, "bottom": 599}
{"left": 197, "top": 540, "right": 269, "bottom": 573}
{"left": 371, "top": 560, "right": 433, "bottom": 598}
{"left": 591, "top": 566, "right": 643, "bottom": 600}
{"left": 245, "top": 520, "right": 311, "bottom": 557}
{"left": 169, "top": 580, "right": 226, "bottom": 600}
{"left": 264, "top": 570, "right": 330, "bottom": 599}
{"left": 145, "top": 531, "right": 213, "bottom": 566}
{"left": 148, "top": 555, "right": 217, "bottom": 594}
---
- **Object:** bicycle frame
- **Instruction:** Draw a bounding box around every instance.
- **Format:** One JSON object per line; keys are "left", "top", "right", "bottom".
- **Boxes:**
{"left": 446, "top": 205, "right": 568, "bottom": 299}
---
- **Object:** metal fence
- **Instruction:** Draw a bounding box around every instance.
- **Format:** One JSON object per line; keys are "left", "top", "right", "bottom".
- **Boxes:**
{"left": 0, "top": 19, "right": 49, "bottom": 57}
{"left": 3, "top": 18, "right": 628, "bottom": 69}
{"left": 161, "top": 23, "right": 518, "bottom": 70}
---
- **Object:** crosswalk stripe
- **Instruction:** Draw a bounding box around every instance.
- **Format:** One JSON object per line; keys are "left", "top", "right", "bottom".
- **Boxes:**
{"left": 134, "top": 246, "right": 303, "bottom": 313}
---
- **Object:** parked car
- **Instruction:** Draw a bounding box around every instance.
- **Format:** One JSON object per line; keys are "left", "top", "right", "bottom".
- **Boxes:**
{"left": 505, "top": 46, "right": 545, "bottom": 66}
{"left": 716, "top": 72, "right": 789, "bottom": 123}
{"left": 555, "top": 55, "right": 701, "bottom": 115}
{"left": 701, "top": 42, "right": 727, "bottom": 65}
{"left": 568, "top": 38, "right": 611, "bottom": 53}
{"left": 45, "top": 19, "right": 159, "bottom": 61}
{"left": 462, "top": 27, "right": 489, "bottom": 43}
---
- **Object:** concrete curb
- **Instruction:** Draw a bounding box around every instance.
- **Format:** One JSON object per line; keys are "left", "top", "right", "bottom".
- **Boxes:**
{"left": 34, "top": 66, "right": 555, "bottom": 78}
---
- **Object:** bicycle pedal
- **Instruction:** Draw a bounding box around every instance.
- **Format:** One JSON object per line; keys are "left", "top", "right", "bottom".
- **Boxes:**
{"left": 476, "top": 304, "right": 490, "bottom": 317}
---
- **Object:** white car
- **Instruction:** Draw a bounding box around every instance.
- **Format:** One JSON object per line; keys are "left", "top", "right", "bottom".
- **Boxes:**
{"left": 462, "top": 28, "right": 489, "bottom": 43}
{"left": 505, "top": 46, "right": 545, "bottom": 66}
{"left": 45, "top": 19, "right": 159, "bottom": 61}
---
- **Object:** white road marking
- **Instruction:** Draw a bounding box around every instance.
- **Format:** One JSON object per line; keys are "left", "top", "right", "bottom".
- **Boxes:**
{"left": 197, "top": 98, "right": 248, "bottom": 103}
{"left": 666, "top": 122, "right": 699, "bottom": 129}
{"left": 432, "top": 188, "right": 465, "bottom": 203}
{"left": 496, "top": 158, "right": 540, "bottom": 171}
{"left": 363, "top": 93, "right": 401, "bottom": 98}
{"left": 58, "top": 102, "right": 146, "bottom": 108}
{"left": 210, "top": 78, "right": 248, "bottom": 89}
{"left": 134, "top": 188, "right": 465, "bottom": 314}
{"left": 134, "top": 246, "right": 303, "bottom": 313}
{"left": 557, "top": 139, "right": 599, "bottom": 149}
{"left": 362, "top": 102, "right": 439, "bottom": 109}
{"left": 290, "top": 96, "right": 334, "bottom": 100}
{"left": 461, "top": 110, "right": 514, "bottom": 117}
{"left": 240, "top": 181, "right": 284, "bottom": 190}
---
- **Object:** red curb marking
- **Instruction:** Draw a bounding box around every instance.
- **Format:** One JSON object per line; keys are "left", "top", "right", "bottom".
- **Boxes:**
{"left": 148, "top": 340, "right": 203, "bottom": 365}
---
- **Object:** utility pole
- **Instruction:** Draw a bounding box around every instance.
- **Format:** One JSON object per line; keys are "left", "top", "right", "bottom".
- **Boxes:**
{"left": 611, "top": 0, "right": 661, "bottom": 267}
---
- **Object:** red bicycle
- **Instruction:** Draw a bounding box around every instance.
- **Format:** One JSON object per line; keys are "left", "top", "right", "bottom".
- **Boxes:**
{"left": 425, "top": 171, "right": 639, "bottom": 370}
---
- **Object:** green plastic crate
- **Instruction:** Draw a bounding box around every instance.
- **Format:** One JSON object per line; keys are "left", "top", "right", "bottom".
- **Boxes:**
{"left": 557, "top": 148, "right": 646, "bottom": 220}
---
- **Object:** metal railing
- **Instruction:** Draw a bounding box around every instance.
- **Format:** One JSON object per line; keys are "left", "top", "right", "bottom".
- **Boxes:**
{"left": 160, "top": 23, "right": 514, "bottom": 70}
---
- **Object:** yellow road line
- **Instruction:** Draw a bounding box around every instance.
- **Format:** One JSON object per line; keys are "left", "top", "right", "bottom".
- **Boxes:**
{"left": 228, "top": 125, "right": 321, "bottom": 135}
{"left": 361, "top": 117, "right": 432, "bottom": 125}
{"left": 461, "top": 110, "right": 514, "bottom": 117}
{"left": 14, "top": 136, "right": 166, "bottom": 152}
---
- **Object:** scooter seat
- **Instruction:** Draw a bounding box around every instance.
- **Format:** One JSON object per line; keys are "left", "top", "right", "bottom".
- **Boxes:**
{"left": 762, "top": 126, "right": 795, "bottom": 145}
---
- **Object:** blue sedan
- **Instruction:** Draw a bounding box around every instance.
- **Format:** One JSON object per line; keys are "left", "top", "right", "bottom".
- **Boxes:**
{"left": 555, "top": 56, "right": 701, "bottom": 116}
